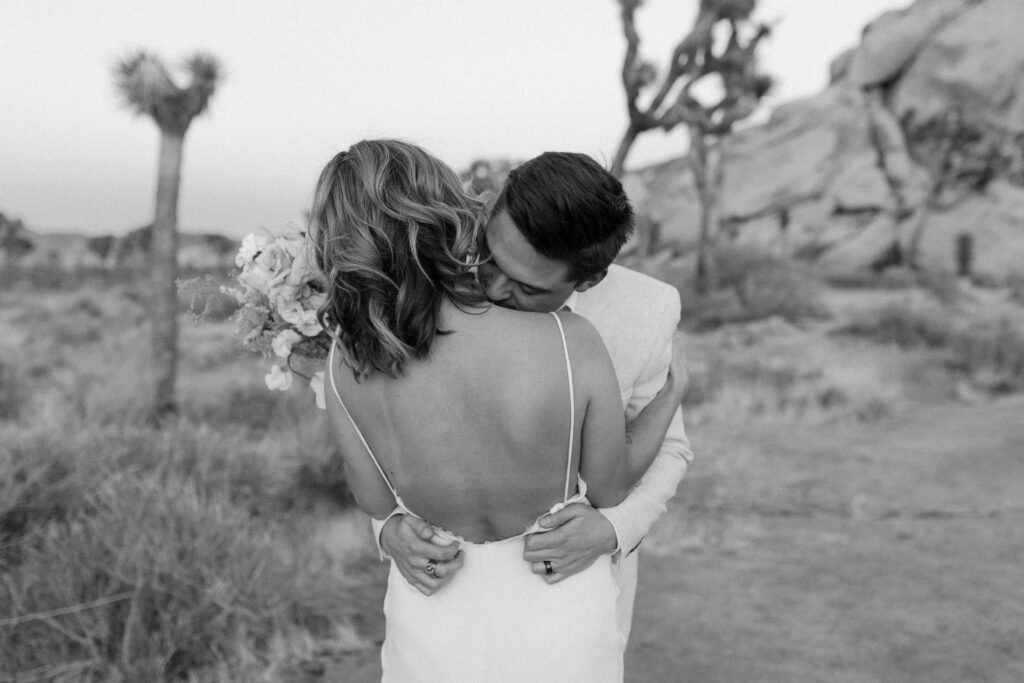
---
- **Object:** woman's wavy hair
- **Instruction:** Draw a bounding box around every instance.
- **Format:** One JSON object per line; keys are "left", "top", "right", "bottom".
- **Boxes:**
{"left": 309, "top": 139, "right": 487, "bottom": 380}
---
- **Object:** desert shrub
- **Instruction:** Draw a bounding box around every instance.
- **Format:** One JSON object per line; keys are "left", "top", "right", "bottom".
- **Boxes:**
{"left": 1, "top": 472, "right": 358, "bottom": 680}
{"left": 1008, "top": 272, "right": 1024, "bottom": 306}
{"left": 835, "top": 300, "right": 1024, "bottom": 391}
{"left": 285, "top": 427, "right": 356, "bottom": 513}
{"left": 825, "top": 267, "right": 965, "bottom": 305}
{"left": 0, "top": 357, "right": 25, "bottom": 421}
{"left": 679, "top": 339, "right": 901, "bottom": 426}
{"left": 0, "top": 419, "right": 362, "bottom": 680}
{"left": 824, "top": 267, "right": 920, "bottom": 290}
{"left": 836, "top": 302, "right": 954, "bottom": 348}
{"left": 182, "top": 382, "right": 302, "bottom": 436}
{"left": 0, "top": 281, "right": 365, "bottom": 681}
{"left": 680, "top": 356, "right": 726, "bottom": 408}
{"left": 672, "top": 245, "right": 827, "bottom": 329}
{"left": 951, "top": 318, "right": 1024, "bottom": 391}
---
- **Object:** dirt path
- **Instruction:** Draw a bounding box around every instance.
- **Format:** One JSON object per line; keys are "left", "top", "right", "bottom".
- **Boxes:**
{"left": 628, "top": 395, "right": 1024, "bottom": 682}
{"left": 327, "top": 396, "right": 1024, "bottom": 682}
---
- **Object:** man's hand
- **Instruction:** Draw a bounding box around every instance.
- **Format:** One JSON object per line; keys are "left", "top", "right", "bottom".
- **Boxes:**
{"left": 522, "top": 503, "right": 617, "bottom": 584}
{"left": 380, "top": 514, "right": 462, "bottom": 596}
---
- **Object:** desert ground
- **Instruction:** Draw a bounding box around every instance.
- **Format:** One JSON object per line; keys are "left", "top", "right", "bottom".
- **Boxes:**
{"left": 1, "top": 265, "right": 1022, "bottom": 682}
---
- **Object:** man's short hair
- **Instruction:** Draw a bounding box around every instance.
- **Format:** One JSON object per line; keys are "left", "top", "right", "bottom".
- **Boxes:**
{"left": 493, "top": 152, "right": 635, "bottom": 283}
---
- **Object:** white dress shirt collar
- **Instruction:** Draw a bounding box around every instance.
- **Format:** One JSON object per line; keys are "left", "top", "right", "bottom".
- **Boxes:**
{"left": 559, "top": 290, "right": 580, "bottom": 312}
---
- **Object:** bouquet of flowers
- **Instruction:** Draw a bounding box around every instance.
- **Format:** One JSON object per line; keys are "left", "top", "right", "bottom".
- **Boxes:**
{"left": 224, "top": 224, "right": 332, "bottom": 408}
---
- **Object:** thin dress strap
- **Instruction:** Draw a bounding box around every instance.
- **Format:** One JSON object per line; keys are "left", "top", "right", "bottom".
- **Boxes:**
{"left": 327, "top": 334, "right": 401, "bottom": 504}
{"left": 549, "top": 312, "right": 575, "bottom": 503}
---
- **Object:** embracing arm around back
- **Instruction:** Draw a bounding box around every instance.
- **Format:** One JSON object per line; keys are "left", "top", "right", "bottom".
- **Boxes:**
{"left": 599, "top": 289, "right": 694, "bottom": 557}
{"left": 562, "top": 312, "right": 629, "bottom": 509}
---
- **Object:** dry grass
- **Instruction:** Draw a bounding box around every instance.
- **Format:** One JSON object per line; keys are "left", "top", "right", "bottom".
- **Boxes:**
{"left": 0, "top": 284, "right": 367, "bottom": 681}
{"left": 630, "top": 244, "right": 828, "bottom": 330}
{"left": 680, "top": 319, "right": 904, "bottom": 427}
{"left": 835, "top": 298, "right": 1024, "bottom": 392}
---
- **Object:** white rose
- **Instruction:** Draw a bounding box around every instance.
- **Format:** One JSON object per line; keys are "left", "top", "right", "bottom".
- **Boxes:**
{"left": 236, "top": 233, "right": 271, "bottom": 267}
{"left": 310, "top": 370, "right": 326, "bottom": 410}
{"left": 279, "top": 301, "right": 323, "bottom": 337}
{"left": 275, "top": 245, "right": 316, "bottom": 309}
{"left": 303, "top": 290, "right": 327, "bottom": 310}
{"left": 271, "top": 329, "right": 303, "bottom": 359}
{"left": 265, "top": 364, "right": 293, "bottom": 391}
{"left": 238, "top": 242, "right": 292, "bottom": 295}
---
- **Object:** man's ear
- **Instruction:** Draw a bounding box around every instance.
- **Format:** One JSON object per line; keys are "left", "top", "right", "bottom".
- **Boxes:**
{"left": 574, "top": 268, "right": 607, "bottom": 293}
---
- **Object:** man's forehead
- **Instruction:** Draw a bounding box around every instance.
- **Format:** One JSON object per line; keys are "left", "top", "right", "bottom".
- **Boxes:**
{"left": 485, "top": 212, "right": 568, "bottom": 286}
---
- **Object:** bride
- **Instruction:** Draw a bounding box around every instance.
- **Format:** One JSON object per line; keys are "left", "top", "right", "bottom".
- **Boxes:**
{"left": 309, "top": 139, "right": 681, "bottom": 681}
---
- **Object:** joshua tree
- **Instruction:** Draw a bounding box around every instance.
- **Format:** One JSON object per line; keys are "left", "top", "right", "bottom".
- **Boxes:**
{"left": 115, "top": 51, "right": 221, "bottom": 418}
{"left": 902, "top": 109, "right": 1008, "bottom": 270}
{"left": 614, "top": 0, "right": 772, "bottom": 292}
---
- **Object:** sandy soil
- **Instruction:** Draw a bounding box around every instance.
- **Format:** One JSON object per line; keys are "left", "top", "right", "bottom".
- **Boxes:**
{"left": 323, "top": 393, "right": 1024, "bottom": 682}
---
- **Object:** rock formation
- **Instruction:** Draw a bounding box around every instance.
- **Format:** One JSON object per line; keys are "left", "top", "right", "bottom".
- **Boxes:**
{"left": 626, "top": 0, "right": 1024, "bottom": 283}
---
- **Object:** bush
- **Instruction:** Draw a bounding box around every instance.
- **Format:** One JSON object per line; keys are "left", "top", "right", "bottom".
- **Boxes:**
{"left": 836, "top": 302, "right": 954, "bottom": 349}
{"left": 672, "top": 245, "right": 827, "bottom": 329}
{"left": 0, "top": 358, "right": 25, "bottom": 421}
{"left": 951, "top": 318, "right": 1024, "bottom": 391}
{"left": 835, "top": 300, "right": 1024, "bottom": 391}
{"left": 0, "top": 285, "right": 365, "bottom": 680}
{"left": 678, "top": 341, "right": 901, "bottom": 425}
{"left": 0, "top": 422, "right": 363, "bottom": 680}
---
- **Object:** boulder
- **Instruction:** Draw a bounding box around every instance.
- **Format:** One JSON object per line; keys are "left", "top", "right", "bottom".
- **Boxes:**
{"left": 848, "top": 0, "right": 968, "bottom": 87}
{"left": 721, "top": 126, "right": 839, "bottom": 219}
{"left": 817, "top": 213, "right": 902, "bottom": 276}
{"left": 625, "top": 156, "right": 701, "bottom": 248}
{"left": 915, "top": 181, "right": 1024, "bottom": 281}
{"left": 623, "top": 0, "right": 1024, "bottom": 283}
{"left": 733, "top": 213, "right": 786, "bottom": 251}
{"left": 828, "top": 153, "right": 894, "bottom": 212}
{"left": 892, "top": 0, "right": 1024, "bottom": 135}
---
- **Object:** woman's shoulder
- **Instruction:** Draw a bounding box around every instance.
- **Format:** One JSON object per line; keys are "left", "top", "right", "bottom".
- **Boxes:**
{"left": 551, "top": 310, "right": 613, "bottom": 372}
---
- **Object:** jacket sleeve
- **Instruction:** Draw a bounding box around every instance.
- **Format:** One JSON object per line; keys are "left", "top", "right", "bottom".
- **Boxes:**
{"left": 598, "top": 287, "right": 693, "bottom": 557}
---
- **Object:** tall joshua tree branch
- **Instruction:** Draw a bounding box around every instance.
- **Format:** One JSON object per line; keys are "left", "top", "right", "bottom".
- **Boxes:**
{"left": 612, "top": 0, "right": 771, "bottom": 293}
{"left": 115, "top": 51, "right": 222, "bottom": 419}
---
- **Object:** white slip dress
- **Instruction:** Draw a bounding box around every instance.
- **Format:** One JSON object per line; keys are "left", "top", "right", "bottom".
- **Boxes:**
{"left": 328, "top": 312, "right": 624, "bottom": 682}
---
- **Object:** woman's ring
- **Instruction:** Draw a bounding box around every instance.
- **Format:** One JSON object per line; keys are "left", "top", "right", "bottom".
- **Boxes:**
{"left": 544, "top": 560, "right": 553, "bottom": 575}
{"left": 424, "top": 559, "right": 438, "bottom": 576}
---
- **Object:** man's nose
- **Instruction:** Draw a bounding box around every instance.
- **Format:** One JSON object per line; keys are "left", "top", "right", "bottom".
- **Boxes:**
{"left": 481, "top": 266, "right": 511, "bottom": 301}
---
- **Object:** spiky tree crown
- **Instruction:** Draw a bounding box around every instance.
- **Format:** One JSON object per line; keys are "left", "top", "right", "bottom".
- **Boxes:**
{"left": 115, "top": 51, "right": 222, "bottom": 135}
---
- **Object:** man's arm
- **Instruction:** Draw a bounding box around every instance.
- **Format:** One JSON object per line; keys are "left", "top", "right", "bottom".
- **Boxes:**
{"left": 600, "top": 289, "right": 693, "bottom": 557}
{"left": 622, "top": 330, "right": 687, "bottom": 484}
{"left": 600, "top": 406, "right": 691, "bottom": 557}
{"left": 524, "top": 289, "right": 693, "bottom": 581}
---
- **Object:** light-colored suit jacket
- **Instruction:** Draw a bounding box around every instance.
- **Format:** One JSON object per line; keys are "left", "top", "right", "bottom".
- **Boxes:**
{"left": 568, "top": 264, "right": 693, "bottom": 557}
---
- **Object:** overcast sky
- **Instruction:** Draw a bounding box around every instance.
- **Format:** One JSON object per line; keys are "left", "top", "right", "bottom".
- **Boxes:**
{"left": 2, "top": 0, "right": 902, "bottom": 237}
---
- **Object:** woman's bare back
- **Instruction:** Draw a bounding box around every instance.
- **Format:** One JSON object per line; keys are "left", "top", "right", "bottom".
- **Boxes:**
{"left": 328, "top": 302, "right": 588, "bottom": 542}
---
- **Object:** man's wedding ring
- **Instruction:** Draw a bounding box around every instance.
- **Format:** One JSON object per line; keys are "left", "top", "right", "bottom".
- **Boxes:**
{"left": 544, "top": 560, "right": 553, "bottom": 575}
{"left": 424, "top": 559, "right": 438, "bottom": 576}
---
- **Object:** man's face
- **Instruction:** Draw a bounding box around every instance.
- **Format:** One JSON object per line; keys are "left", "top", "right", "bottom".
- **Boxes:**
{"left": 478, "top": 210, "right": 580, "bottom": 313}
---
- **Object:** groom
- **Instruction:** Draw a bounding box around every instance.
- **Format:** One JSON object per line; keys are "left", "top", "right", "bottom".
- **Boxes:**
{"left": 374, "top": 151, "right": 693, "bottom": 640}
